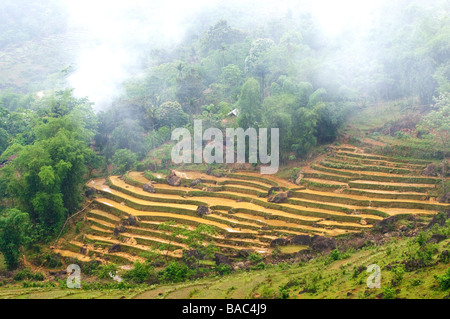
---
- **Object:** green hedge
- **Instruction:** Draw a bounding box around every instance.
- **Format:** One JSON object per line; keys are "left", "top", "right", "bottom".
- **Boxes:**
{"left": 337, "top": 151, "right": 430, "bottom": 165}
{"left": 321, "top": 161, "right": 412, "bottom": 175}
{"left": 301, "top": 179, "right": 343, "bottom": 191}
{"left": 227, "top": 173, "right": 279, "bottom": 187}
{"left": 342, "top": 188, "right": 426, "bottom": 200}
{"left": 217, "top": 179, "right": 270, "bottom": 191}
{"left": 331, "top": 155, "right": 424, "bottom": 169}
{"left": 348, "top": 181, "right": 430, "bottom": 193}
{"left": 303, "top": 171, "right": 351, "bottom": 183}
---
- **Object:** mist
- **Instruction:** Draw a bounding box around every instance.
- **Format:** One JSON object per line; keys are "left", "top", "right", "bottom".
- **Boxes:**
{"left": 61, "top": 0, "right": 391, "bottom": 109}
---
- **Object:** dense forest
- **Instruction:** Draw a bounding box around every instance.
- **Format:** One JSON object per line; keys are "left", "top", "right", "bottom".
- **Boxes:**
{"left": 0, "top": 0, "right": 449, "bottom": 273}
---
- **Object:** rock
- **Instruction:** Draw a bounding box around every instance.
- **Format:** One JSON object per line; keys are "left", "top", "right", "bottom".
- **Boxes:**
{"left": 268, "top": 191, "right": 291, "bottom": 203}
{"left": 427, "top": 234, "right": 447, "bottom": 244}
{"left": 128, "top": 215, "right": 139, "bottom": 226}
{"left": 113, "top": 225, "right": 127, "bottom": 236}
{"left": 84, "top": 187, "right": 96, "bottom": 197}
{"left": 270, "top": 238, "right": 289, "bottom": 247}
{"left": 310, "top": 235, "right": 336, "bottom": 253}
{"left": 295, "top": 174, "right": 304, "bottom": 185}
{"left": 422, "top": 163, "right": 437, "bottom": 177}
{"left": 108, "top": 244, "right": 121, "bottom": 253}
{"left": 167, "top": 170, "right": 182, "bottom": 186}
{"left": 206, "top": 168, "right": 212, "bottom": 175}
{"left": 80, "top": 245, "right": 88, "bottom": 255}
{"left": 236, "top": 249, "right": 253, "bottom": 258}
{"left": 402, "top": 258, "right": 426, "bottom": 272}
{"left": 143, "top": 183, "right": 155, "bottom": 193}
{"left": 360, "top": 218, "right": 367, "bottom": 225}
{"left": 213, "top": 172, "right": 224, "bottom": 178}
{"left": 214, "top": 253, "right": 232, "bottom": 266}
{"left": 438, "top": 193, "right": 450, "bottom": 203}
{"left": 233, "top": 262, "right": 248, "bottom": 270}
{"left": 190, "top": 178, "right": 203, "bottom": 187}
{"left": 183, "top": 250, "right": 201, "bottom": 265}
{"left": 426, "top": 210, "right": 450, "bottom": 228}
{"left": 267, "top": 186, "right": 281, "bottom": 197}
{"left": 400, "top": 226, "right": 409, "bottom": 232}
{"left": 291, "top": 235, "right": 312, "bottom": 246}
{"left": 261, "top": 226, "right": 270, "bottom": 231}
{"left": 374, "top": 215, "right": 398, "bottom": 233}
{"left": 196, "top": 205, "right": 211, "bottom": 217}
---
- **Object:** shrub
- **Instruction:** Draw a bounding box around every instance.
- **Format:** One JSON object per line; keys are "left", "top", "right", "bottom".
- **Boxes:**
{"left": 158, "top": 262, "right": 192, "bottom": 283}
{"left": 383, "top": 285, "right": 396, "bottom": 299}
{"left": 123, "top": 262, "right": 155, "bottom": 284}
{"left": 330, "top": 249, "right": 340, "bottom": 261}
{"left": 96, "top": 263, "right": 119, "bottom": 280}
{"left": 248, "top": 253, "right": 263, "bottom": 264}
{"left": 391, "top": 265, "right": 405, "bottom": 286}
{"left": 14, "top": 268, "right": 45, "bottom": 282}
{"left": 215, "top": 264, "right": 232, "bottom": 276}
{"left": 278, "top": 286, "right": 290, "bottom": 299}
{"left": 416, "top": 231, "right": 431, "bottom": 246}
{"left": 434, "top": 268, "right": 450, "bottom": 291}
{"left": 251, "top": 262, "right": 266, "bottom": 270}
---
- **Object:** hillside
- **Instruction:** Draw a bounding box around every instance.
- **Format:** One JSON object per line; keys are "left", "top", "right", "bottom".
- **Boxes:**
{"left": 0, "top": 137, "right": 448, "bottom": 299}
{"left": 0, "top": 0, "right": 449, "bottom": 302}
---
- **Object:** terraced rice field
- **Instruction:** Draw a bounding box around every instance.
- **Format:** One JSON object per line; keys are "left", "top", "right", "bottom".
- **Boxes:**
{"left": 54, "top": 146, "right": 450, "bottom": 265}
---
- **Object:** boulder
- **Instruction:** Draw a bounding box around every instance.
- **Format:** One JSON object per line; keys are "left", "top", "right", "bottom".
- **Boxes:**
{"left": 426, "top": 210, "right": 450, "bottom": 228}
{"left": 270, "top": 238, "right": 289, "bottom": 247}
{"left": 438, "top": 192, "right": 450, "bottom": 203}
{"left": 183, "top": 250, "right": 202, "bottom": 266}
{"left": 267, "top": 186, "right": 281, "bottom": 197}
{"left": 80, "top": 245, "right": 88, "bottom": 255}
{"left": 108, "top": 244, "right": 122, "bottom": 253}
{"left": 423, "top": 163, "right": 437, "bottom": 177}
{"left": 84, "top": 187, "right": 96, "bottom": 197}
{"left": 113, "top": 225, "right": 127, "bottom": 236}
{"left": 427, "top": 234, "right": 447, "bottom": 244}
{"left": 190, "top": 178, "right": 203, "bottom": 187}
{"left": 268, "top": 191, "right": 291, "bottom": 203}
{"left": 167, "top": 170, "right": 182, "bottom": 186}
{"left": 235, "top": 249, "right": 253, "bottom": 258}
{"left": 374, "top": 215, "right": 398, "bottom": 233}
{"left": 196, "top": 205, "right": 211, "bottom": 217}
{"left": 143, "top": 183, "right": 155, "bottom": 193}
{"left": 310, "top": 235, "right": 336, "bottom": 253}
{"left": 295, "top": 174, "right": 304, "bottom": 185}
{"left": 214, "top": 253, "right": 232, "bottom": 266}
{"left": 291, "top": 235, "right": 312, "bottom": 246}
{"left": 128, "top": 215, "right": 139, "bottom": 226}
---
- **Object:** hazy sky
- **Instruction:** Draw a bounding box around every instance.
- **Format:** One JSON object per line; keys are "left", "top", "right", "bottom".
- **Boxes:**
{"left": 63, "top": 0, "right": 386, "bottom": 109}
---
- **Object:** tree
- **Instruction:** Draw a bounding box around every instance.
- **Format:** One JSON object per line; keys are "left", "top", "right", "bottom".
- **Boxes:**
{"left": 108, "top": 119, "right": 147, "bottom": 159}
{"left": 0, "top": 209, "right": 32, "bottom": 270}
{"left": 155, "top": 101, "right": 189, "bottom": 129}
{"left": 112, "top": 149, "right": 138, "bottom": 174}
{"left": 1, "top": 93, "right": 99, "bottom": 237}
{"left": 245, "top": 38, "right": 275, "bottom": 100}
{"left": 237, "top": 78, "right": 261, "bottom": 129}
{"left": 421, "top": 92, "right": 450, "bottom": 193}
